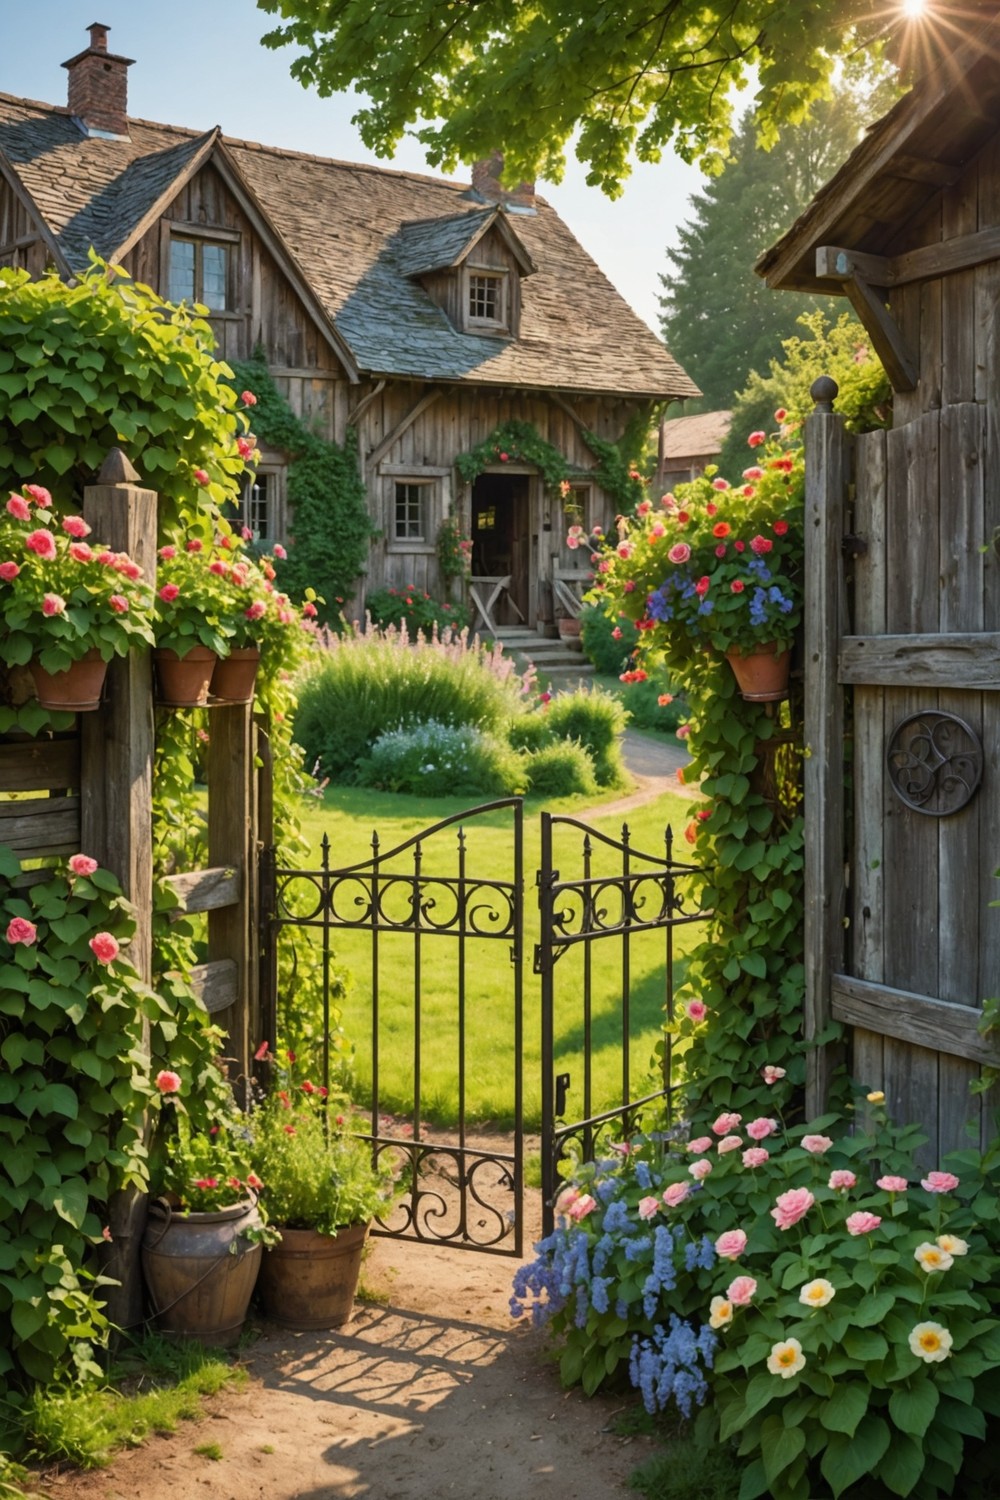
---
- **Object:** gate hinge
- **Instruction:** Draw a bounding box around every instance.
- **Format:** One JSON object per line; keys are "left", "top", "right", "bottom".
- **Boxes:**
{"left": 841, "top": 532, "right": 868, "bottom": 559}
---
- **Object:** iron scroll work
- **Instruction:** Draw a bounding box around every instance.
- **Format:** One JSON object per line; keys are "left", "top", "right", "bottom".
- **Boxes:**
{"left": 886, "top": 711, "right": 983, "bottom": 816}
{"left": 535, "top": 813, "right": 710, "bottom": 1236}
{"left": 261, "top": 800, "right": 525, "bottom": 1257}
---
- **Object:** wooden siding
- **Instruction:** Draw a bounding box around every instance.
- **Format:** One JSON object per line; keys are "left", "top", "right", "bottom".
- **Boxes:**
{"left": 418, "top": 227, "right": 523, "bottom": 336}
{"left": 0, "top": 176, "right": 50, "bottom": 275}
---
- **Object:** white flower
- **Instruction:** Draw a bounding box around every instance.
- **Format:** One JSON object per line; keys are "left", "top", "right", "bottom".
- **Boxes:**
{"left": 709, "top": 1296, "right": 733, "bottom": 1329}
{"left": 799, "top": 1278, "right": 836, "bottom": 1308}
{"left": 909, "top": 1322, "right": 953, "bottom": 1362}
{"left": 914, "top": 1242, "right": 954, "bottom": 1273}
{"left": 767, "top": 1338, "right": 806, "bottom": 1379}
{"left": 936, "top": 1233, "right": 968, "bottom": 1257}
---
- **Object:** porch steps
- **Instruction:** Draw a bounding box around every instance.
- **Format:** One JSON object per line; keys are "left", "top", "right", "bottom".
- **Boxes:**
{"left": 491, "top": 627, "right": 596, "bottom": 690}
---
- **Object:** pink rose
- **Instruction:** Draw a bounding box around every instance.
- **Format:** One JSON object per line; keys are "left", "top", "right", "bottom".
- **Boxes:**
{"left": 41, "top": 593, "right": 65, "bottom": 616}
{"left": 762, "top": 1065, "right": 786, "bottom": 1085}
{"left": 717, "top": 1135, "right": 742, "bottom": 1155}
{"left": 237, "top": 436, "right": 255, "bottom": 459}
{"left": 877, "top": 1175, "right": 908, "bottom": 1193}
{"left": 155, "top": 1070, "right": 182, "bottom": 1094}
{"left": 0, "top": 561, "right": 20, "bottom": 581}
{"left": 302, "top": 601, "right": 318, "bottom": 618}
{"left": 158, "top": 545, "right": 177, "bottom": 560}
{"left": 743, "top": 467, "right": 765, "bottom": 481}
{"left": 727, "top": 1275, "right": 757, "bottom": 1306}
{"left": 566, "top": 1193, "right": 597, "bottom": 1222}
{"left": 687, "top": 1000, "right": 707, "bottom": 1023}
{"left": 61, "top": 516, "right": 90, "bottom": 538}
{"left": 828, "top": 1169, "right": 857, "bottom": 1192}
{"left": 846, "top": 1211, "right": 882, "bottom": 1236}
{"left": 25, "top": 528, "right": 57, "bottom": 560}
{"left": 273, "top": 544, "right": 287, "bottom": 560}
{"left": 554, "top": 1186, "right": 580, "bottom": 1217}
{"left": 5, "top": 916, "right": 37, "bottom": 945}
{"left": 89, "top": 931, "right": 119, "bottom": 965}
{"left": 109, "top": 594, "right": 129, "bottom": 613}
{"left": 662, "top": 1182, "right": 690, "bottom": 1208}
{"left": 801, "top": 1135, "right": 833, "bottom": 1155}
{"left": 667, "top": 542, "right": 691, "bottom": 565}
{"left": 69, "top": 543, "right": 93, "bottom": 563}
{"left": 712, "top": 1112, "right": 742, "bottom": 1136}
{"left": 68, "top": 854, "right": 98, "bottom": 877}
{"left": 711, "top": 477, "right": 729, "bottom": 491}
{"left": 245, "top": 601, "right": 266, "bottom": 621}
{"left": 186, "top": 538, "right": 203, "bottom": 552}
{"left": 747, "top": 431, "right": 766, "bottom": 448}
{"left": 750, "top": 534, "right": 773, "bottom": 555}
{"left": 6, "top": 495, "right": 30, "bottom": 521}
{"left": 715, "top": 1229, "right": 748, "bottom": 1261}
{"left": 25, "top": 485, "right": 52, "bottom": 507}
{"left": 921, "top": 1172, "right": 960, "bottom": 1194}
{"left": 746, "top": 1117, "right": 778, "bottom": 1141}
{"left": 687, "top": 1137, "right": 713, "bottom": 1154}
{"left": 689, "top": 1159, "right": 713, "bottom": 1181}
{"left": 638, "top": 1196, "right": 661, "bottom": 1221}
{"left": 194, "top": 469, "right": 210, "bottom": 486}
{"left": 771, "top": 1187, "right": 814, "bottom": 1231}
{"left": 240, "top": 390, "right": 257, "bottom": 406}
{"left": 742, "top": 1147, "right": 769, "bottom": 1168}
{"left": 158, "top": 583, "right": 180, "bottom": 603}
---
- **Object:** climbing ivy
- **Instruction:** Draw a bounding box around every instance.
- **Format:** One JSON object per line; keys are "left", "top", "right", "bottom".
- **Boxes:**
{"left": 228, "top": 352, "right": 373, "bottom": 626}
{"left": 455, "top": 419, "right": 647, "bottom": 514}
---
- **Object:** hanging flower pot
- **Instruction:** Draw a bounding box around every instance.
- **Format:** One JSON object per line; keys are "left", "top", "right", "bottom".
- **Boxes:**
{"left": 210, "top": 646, "right": 260, "bottom": 704}
{"left": 257, "top": 1222, "right": 369, "bottom": 1330}
{"left": 29, "top": 648, "right": 108, "bottom": 712}
{"left": 141, "top": 1198, "right": 263, "bottom": 1347}
{"left": 153, "top": 646, "right": 217, "bottom": 706}
{"left": 724, "top": 642, "right": 791, "bottom": 702}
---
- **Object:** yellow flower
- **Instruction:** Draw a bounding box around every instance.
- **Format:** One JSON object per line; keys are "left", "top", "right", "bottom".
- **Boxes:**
{"left": 909, "top": 1321, "right": 953, "bottom": 1363}
{"left": 914, "top": 1242, "right": 954, "bottom": 1273}
{"left": 799, "top": 1278, "right": 836, "bottom": 1308}
{"left": 866, "top": 1091, "right": 885, "bottom": 1103}
{"left": 937, "top": 1233, "right": 968, "bottom": 1257}
{"left": 709, "top": 1296, "right": 733, "bottom": 1329}
{"left": 767, "top": 1338, "right": 806, "bottom": 1379}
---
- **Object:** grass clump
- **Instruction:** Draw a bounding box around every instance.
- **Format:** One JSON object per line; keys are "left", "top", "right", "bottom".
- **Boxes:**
{"left": 18, "top": 1335, "right": 244, "bottom": 1470}
{"left": 629, "top": 1432, "right": 741, "bottom": 1499}
{"left": 356, "top": 720, "right": 525, "bottom": 798}
{"left": 523, "top": 740, "right": 598, "bottom": 797}
{"left": 544, "top": 686, "right": 628, "bottom": 787}
{"left": 295, "top": 620, "right": 534, "bottom": 780}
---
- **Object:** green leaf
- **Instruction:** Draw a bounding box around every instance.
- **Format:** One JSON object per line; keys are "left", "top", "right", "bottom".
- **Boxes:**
{"left": 45, "top": 1177, "right": 89, "bottom": 1230}
{"left": 761, "top": 1416, "right": 805, "bottom": 1484}
{"left": 843, "top": 1326, "right": 888, "bottom": 1362}
{"left": 888, "top": 1380, "right": 939, "bottom": 1438}
{"left": 936, "top": 1395, "right": 985, "bottom": 1440}
{"left": 876, "top": 1433, "right": 925, "bottom": 1497}
{"left": 820, "top": 1414, "right": 890, "bottom": 1497}
{"left": 741, "top": 1370, "right": 778, "bottom": 1423}
{"left": 820, "top": 1382, "right": 868, "bottom": 1437}
{"left": 854, "top": 1288, "right": 896, "bottom": 1326}
{"left": 737, "top": 1458, "right": 770, "bottom": 1500}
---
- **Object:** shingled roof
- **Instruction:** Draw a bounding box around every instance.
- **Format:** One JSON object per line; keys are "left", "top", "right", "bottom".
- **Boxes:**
{"left": 0, "top": 92, "right": 698, "bottom": 403}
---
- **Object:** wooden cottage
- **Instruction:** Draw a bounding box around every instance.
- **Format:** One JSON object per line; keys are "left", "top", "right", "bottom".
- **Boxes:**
{"left": 0, "top": 23, "right": 697, "bottom": 631}
{"left": 655, "top": 409, "right": 732, "bottom": 491}
{"left": 757, "top": 16, "right": 1000, "bottom": 1157}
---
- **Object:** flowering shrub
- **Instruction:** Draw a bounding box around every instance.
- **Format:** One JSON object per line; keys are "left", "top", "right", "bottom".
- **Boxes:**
{"left": 515, "top": 1074, "right": 1000, "bottom": 1499}
{"left": 356, "top": 718, "right": 525, "bottom": 797}
{"left": 0, "top": 485, "right": 154, "bottom": 672}
{"left": 366, "top": 584, "right": 469, "bottom": 635}
{"left": 436, "top": 515, "right": 474, "bottom": 582}
{"left": 588, "top": 430, "right": 803, "bottom": 669}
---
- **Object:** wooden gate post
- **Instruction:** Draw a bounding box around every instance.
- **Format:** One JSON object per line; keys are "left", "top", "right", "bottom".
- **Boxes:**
{"left": 803, "top": 379, "right": 851, "bottom": 1117}
{"left": 80, "top": 448, "right": 157, "bottom": 1333}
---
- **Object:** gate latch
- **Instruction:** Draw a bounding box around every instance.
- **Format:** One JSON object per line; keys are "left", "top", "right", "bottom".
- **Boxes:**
{"left": 841, "top": 532, "right": 868, "bottom": 559}
{"left": 555, "top": 1072, "right": 571, "bottom": 1118}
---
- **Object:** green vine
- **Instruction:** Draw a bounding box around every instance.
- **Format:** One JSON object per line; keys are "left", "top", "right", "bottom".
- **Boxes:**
{"left": 228, "top": 352, "right": 373, "bottom": 627}
{"left": 455, "top": 419, "right": 646, "bottom": 514}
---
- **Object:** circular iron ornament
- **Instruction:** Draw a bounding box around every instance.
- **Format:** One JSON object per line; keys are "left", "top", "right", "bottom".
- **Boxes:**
{"left": 885, "top": 711, "right": 983, "bottom": 816}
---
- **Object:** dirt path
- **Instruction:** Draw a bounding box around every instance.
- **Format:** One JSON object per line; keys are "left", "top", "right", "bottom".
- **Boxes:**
{"left": 40, "top": 1189, "right": 656, "bottom": 1500}
{"left": 580, "top": 728, "right": 701, "bottom": 822}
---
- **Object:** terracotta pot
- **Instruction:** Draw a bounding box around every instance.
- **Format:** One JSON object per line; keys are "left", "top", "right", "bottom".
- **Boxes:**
{"left": 257, "top": 1222, "right": 369, "bottom": 1330}
{"left": 29, "top": 649, "right": 107, "bottom": 712}
{"left": 557, "top": 617, "right": 583, "bottom": 650}
{"left": 724, "top": 643, "right": 791, "bottom": 703}
{"left": 210, "top": 646, "right": 260, "bottom": 703}
{"left": 141, "top": 1198, "right": 263, "bottom": 1347}
{"left": 153, "top": 646, "right": 217, "bottom": 706}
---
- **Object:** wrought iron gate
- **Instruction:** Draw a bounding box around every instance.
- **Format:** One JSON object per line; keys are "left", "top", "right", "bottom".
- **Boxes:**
{"left": 261, "top": 800, "right": 708, "bottom": 1255}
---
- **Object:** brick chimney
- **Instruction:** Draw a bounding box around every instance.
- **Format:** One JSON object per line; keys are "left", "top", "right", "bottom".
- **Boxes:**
{"left": 62, "top": 23, "right": 134, "bottom": 140}
{"left": 471, "top": 151, "right": 535, "bottom": 210}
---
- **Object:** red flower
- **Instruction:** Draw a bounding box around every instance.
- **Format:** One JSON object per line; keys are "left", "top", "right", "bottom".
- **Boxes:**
{"left": 676, "top": 511, "right": 690, "bottom": 525}
{"left": 748, "top": 431, "right": 766, "bottom": 447}
{"left": 302, "top": 601, "right": 318, "bottom": 617}
{"left": 712, "top": 522, "right": 730, "bottom": 538}
{"left": 302, "top": 1080, "right": 316, "bottom": 1094}
{"left": 284, "top": 1125, "right": 296, "bottom": 1136}
{"left": 109, "top": 594, "right": 129, "bottom": 613}
{"left": 155, "top": 1069, "right": 182, "bottom": 1094}
{"left": 186, "top": 538, "right": 203, "bottom": 552}
{"left": 6, "top": 916, "right": 37, "bottom": 945}
{"left": 774, "top": 408, "right": 787, "bottom": 422}
{"left": 731, "top": 580, "right": 745, "bottom": 593}
{"left": 194, "top": 469, "right": 210, "bottom": 486}
{"left": 684, "top": 822, "right": 698, "bottom": 845}
{"left": 254, "top": 1040, "right": 270, "bottom": 1061}
{"left": 159, "top": 545, "right": 177, "bottom": 560}
{"left": 158, "top": 583, "right": 180, "bottom": 603}
{"left": 25, "top": 485, "right": 52, "bottom": 507}
{"left": 69, "top": 543, "right": 93, "bottom": 563}
{"left": 42, "top": 593, "right": 65, "bottom": 616}
{"left": 193, "top": 1177, "right": 219, "bottom": 1191}
{"left": 715, "top": 544, "right": 727, "bottom": 557}
{"left": 773, "top": 520, "right": 789, "bottom": 536}
{"left": 89, "top": 931, "right": 119, "bottom": 965}
{"left": 273, "top": 544, "right": 287, "bottom": 560}
{"left": 61, "top": 515, "right": 90, "bottom": 538}
{"left": 623, "top": 579, "right": 636, "bottom": 593}
{"left": 750, "top": 535, "right": 773, "bottom": 555}
{"left": 499, "top": 451, "right": 509, "bottom": 461}
{"left": 240, "top": 390, "right": 258, "bottom": 406}
{"left": 6, "top": 495, "right": 30, "bottom": 521}
{"left": 769, "top": 457, "right": 794, "bottom": 473}
{"left": 247, "top": 1172, "right": 263, "bottom": 1189}
{"left": 25, "top": 528, "right": 57, "bottom": 560}
{"left": 227, "top": 1177, "right": 242, "bottom": 1190}
{"left": 0, "top": 561, "right": 20, "bottom": 581}
{"left": 237, "top": 437, "right": 255, "bottom": 460}
{"left": 734, "top": 540, "right": 746, "bottom": 553}
{"left": 695, "top": 576, "right": 710, "bottom": 596}
{"left": 658, "top": 694, "right": 673, "bottom": 706}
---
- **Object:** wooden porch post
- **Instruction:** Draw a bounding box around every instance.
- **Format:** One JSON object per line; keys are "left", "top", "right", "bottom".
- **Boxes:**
{"left": 803, "top": 379, "right": 850, "bottom": 1116}
{"left": 80, "top": 448, "right": 157, "bottom": 1333}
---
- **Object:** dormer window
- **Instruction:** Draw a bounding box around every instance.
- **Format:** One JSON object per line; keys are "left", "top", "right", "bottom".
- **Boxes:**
{"left": 164, "top": 224, "right": 240, "bottom": 312}
{"left": 465, "top": 267, "right": 508, "bottom": 333}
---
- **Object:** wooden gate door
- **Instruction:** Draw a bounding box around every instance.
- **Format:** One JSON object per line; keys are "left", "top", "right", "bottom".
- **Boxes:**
{"left": 805, "top": 385, "right": 1000, "bottom": 1162}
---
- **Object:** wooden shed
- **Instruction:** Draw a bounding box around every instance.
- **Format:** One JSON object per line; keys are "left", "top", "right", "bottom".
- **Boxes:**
{"left": 757, "top": 16, "right": 1000, "bottom": 1158}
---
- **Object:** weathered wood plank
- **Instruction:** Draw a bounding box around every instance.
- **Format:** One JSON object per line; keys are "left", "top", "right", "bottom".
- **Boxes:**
{"left": 162, "top": 865, "right": 241, "bottom": 915}
{"left": 832, "top": 976, "right": 1000, "bottom": 1067}
{"left": 843, "top": 275, "right": 918, "bottom": 391}
{"left": 803, "top": 399, "right": 851, "bottom": 1115}
{"left": 818, "top": 225, "right": 1000, "bottom": 291}
{"left": 0, "top": 795, "right": 81, "bottom": 853}
{"left": 0, "top": 738, "right": 79, "bottom": 793}
{"left": 208, "top": 705, "right": 254, "bottom": 1088}
{"left": 188, "top": 959, "right": 239, "bottom": 1015}
{"left": 942, "top": 179, "right": 978, "bottom": 405}
{"left": 840, "top": 632, "right": 1000, "bottom": 686}
{"left": 850, "top": 428, "right": 888, "bottom": 1094}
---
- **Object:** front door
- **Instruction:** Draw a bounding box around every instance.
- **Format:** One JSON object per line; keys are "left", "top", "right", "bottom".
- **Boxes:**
{"left": 471, "top": 472, "right": 531, "bottom": 624}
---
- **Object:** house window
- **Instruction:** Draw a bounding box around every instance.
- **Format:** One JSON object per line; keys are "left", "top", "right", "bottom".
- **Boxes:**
{"left": 394, "top": 482, "right": 430, "bottom": 541}
{"left": 465, "top": 268, "right": 508, "bottom": 331}
{"left": 241, "top": 472, "right": 271, "bottom": 540}
{"left": 167, "top": 235, "right": 230, "bottom": 311}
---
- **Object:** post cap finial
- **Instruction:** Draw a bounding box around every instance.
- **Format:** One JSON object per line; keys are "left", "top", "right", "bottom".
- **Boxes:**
{"left": 96, "top": 448, "right": 141, "bottom": 486}
{"left": 811, "top": 375, "right": 839, "bottom": 413}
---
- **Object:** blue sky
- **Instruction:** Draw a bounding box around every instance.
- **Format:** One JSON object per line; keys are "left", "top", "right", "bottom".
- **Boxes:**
{"left": 1, "top": 0, "right": 705, "bottom": 334}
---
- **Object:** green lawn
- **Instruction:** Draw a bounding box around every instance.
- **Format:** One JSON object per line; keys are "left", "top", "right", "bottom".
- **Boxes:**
{"left": 289, "top": 778, "right": 705, "bottom": 1132}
